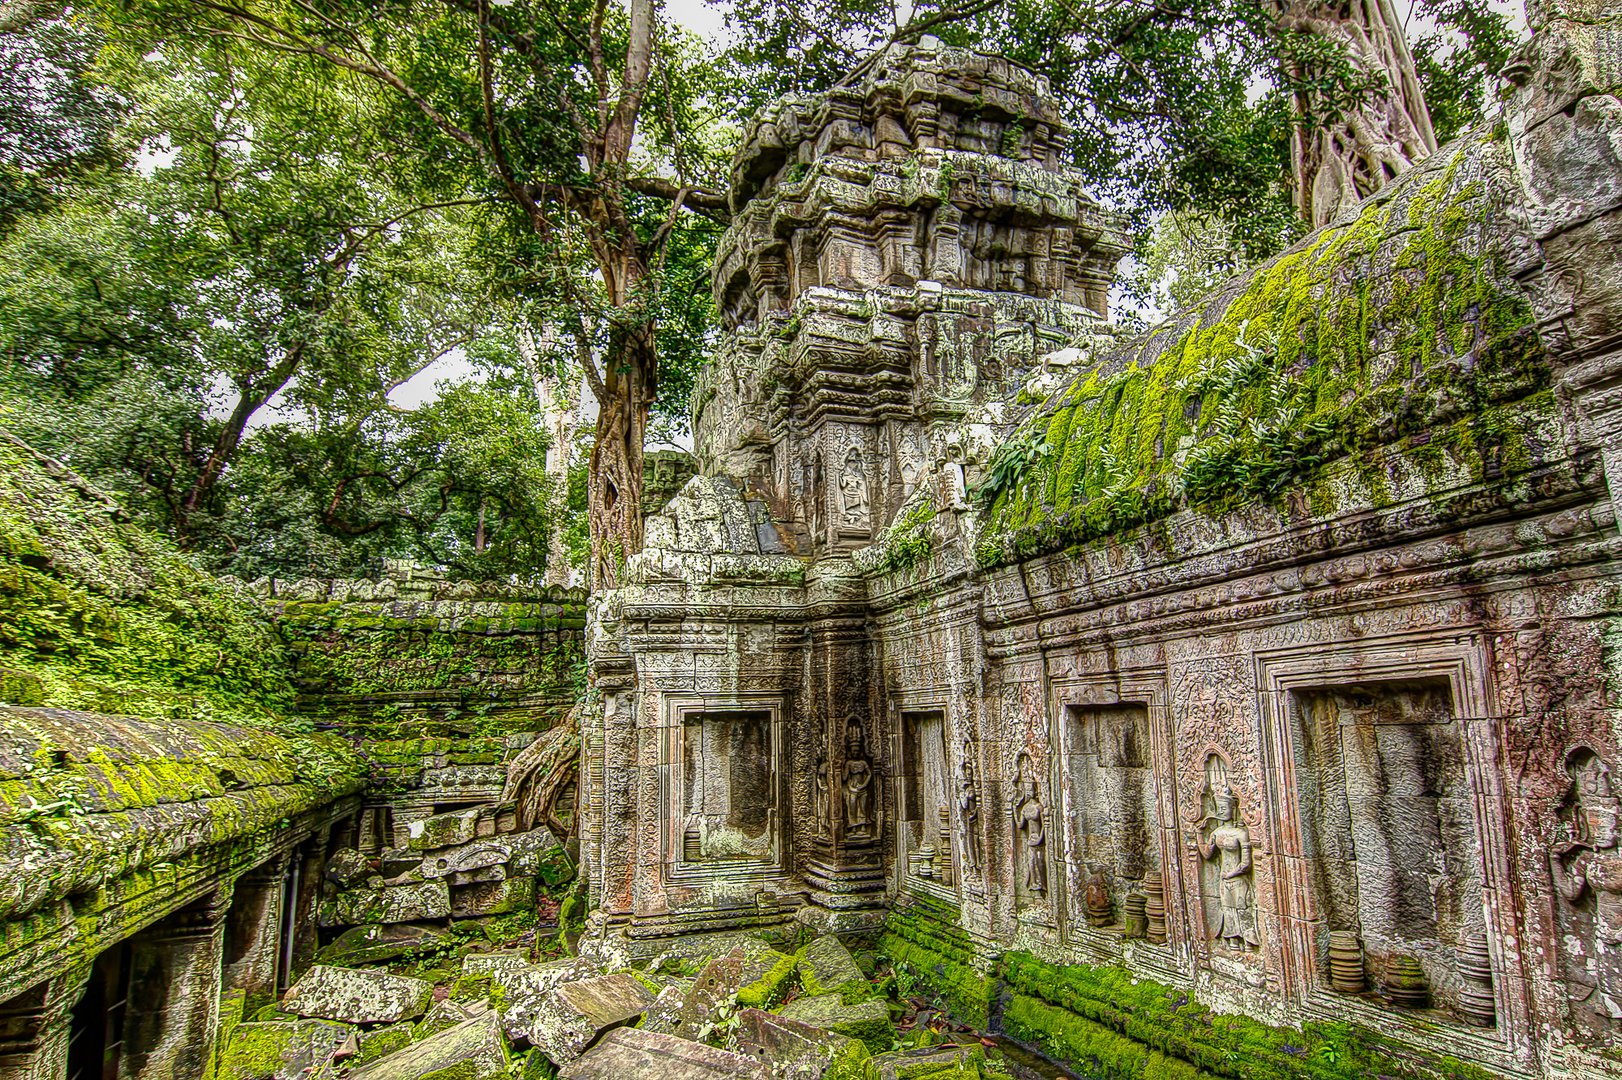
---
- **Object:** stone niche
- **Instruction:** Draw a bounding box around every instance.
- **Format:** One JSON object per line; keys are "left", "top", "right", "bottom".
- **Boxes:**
{"left": 1059, "top": 703, "right": 1158, "bottom": 928}
{"left": 1286, "top": 679, "right": 1484, "bottom": 1015}
{"left": 896, "top": 710, "right": 956, "bottom": 892}
{"left": 675, "top": 708, "right": 782, "bottom": 870}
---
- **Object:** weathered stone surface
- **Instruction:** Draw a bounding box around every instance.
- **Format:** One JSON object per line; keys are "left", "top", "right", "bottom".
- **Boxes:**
{"left": 350, "top": 1012, "right": 508, "bottom": 1080}
{"left": 281, "top": 965, "right": 434, "bottom": 1025}
{"left": 776, "top": 994, "right": 892, "bottom": 1052}
{"left": 868, "top": 1045, "right": 985, "bottom": 1079}
{"left": 354, "top": 1024, "right": 413, "bottom": 1066}
{"left": 314, "top": 923, "right": 446, "bottom": 967}
{"left": 450, "top": 874, "right": 535, "bottom": 917}
{"left": 412, "top": 998, "right": 478, "bottom": 1041}
{"left": 730, "top": 1008, "right": 871, "bottom": 1080}
{"left": 320, "top": 881, "right": 450, "bottom": 926}
{"left": 218, "top": 1019, "right": 355, "bottom": 1080}
{"left": 488, "top": 956, "right": 604, "bottom": 1044}
{"left": 559, "top": 1027, "right": 771, "bottom": 1079}
{"left": 408, "top": 807, "right": 485, "bottom": 851}
{"left": 325, "top": 849, "right": 374, "bottom": 889}
{"left": 796, "top": 937, "right": 866, "bottom": 999}
{"left": 512, "top": 972, "right": 654, "bottom": 1065}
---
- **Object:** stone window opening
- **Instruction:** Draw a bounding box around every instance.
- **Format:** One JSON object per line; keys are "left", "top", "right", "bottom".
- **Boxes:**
{"left": 679, "top": 709, "right": 778, "bottom": 866}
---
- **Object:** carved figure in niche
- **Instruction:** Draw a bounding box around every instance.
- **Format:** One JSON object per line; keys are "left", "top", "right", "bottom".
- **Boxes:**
{"left": 1550, "top": 748, "right": 1622, "bottom": 1022}
{"left": 1014, "top": 753, "right": 1048, "bottom": 895}
{"left": 958, "top": 750, "right": 981, "bottom": 873}
{"left": 813, "top": 754, "right": 831, "bottom": 833}
{"left": 843, "top": 721, "right": 874, "bottom": 839}
{"left": 838, "top": 448, "right": 869, "bottom": 528}
{"left": 1192, "top": 756, "right": 1259, "bottom": 949}
{"left": 899, "top": 438, "right": 924, "bottom": 499}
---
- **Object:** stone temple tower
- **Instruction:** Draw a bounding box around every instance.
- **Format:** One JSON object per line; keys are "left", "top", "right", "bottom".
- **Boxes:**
{"left": 583, "top": 41, "right": 1127, "bottom": 955}
{"left": 694, "top": 39, "right": 1129, "bottom": 552}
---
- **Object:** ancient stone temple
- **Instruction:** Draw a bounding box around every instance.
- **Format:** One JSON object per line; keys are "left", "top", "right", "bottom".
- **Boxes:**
{"left": 5, "top": 0, "right": 1622, "bottom": 1076}
{"left": 581, "top": 1, "right": 1622, "bottom": 1075}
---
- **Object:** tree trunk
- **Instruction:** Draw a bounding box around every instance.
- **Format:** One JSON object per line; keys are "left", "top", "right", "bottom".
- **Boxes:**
{"left": 586, "top": 327, "right": 653, "bottom": 591}
{"left": 1273, "top": 0, "right": 1439, "bottom": 228}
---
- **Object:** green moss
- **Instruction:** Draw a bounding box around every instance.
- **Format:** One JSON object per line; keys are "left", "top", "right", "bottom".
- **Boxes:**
{"left": 0, "top": 436, "right": 299, "bottom": 728}
{"left": 877, "top": 901, "right": 993, "bottom": 1030}
{"left": 869, "top": 499, "right": 939, "bottom": 576}
{"left": 978, "top": 136, "right": 1548, "bottom": 568}
{"left": 737, "top": 949, "right": 800, "bottom": 1008}
{"left": 357, "top": 1025, "right": 414, "bottom": 1063}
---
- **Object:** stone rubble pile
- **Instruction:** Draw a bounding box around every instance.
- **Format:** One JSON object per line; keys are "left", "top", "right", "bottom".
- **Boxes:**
{"left": 218, "top": 923, "right": 1001, "bottom": 1080}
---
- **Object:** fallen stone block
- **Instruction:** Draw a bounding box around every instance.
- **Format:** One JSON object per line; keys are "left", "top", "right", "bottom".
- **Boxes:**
{"left": 796, "top": 936, "right": 869, "bottom": 1001}
{"left": 868, "top": 1044, "right": 985, "bottom": 1079}
{"left": 378, "top": 847, "right": 422, "bottom": 877}
{"left": 281, "top": 965, "right": 435, "bottom": 1025}
{"left": 412, "top": 998, "right": 476, "bottom": 1041}
{"left": 559, "top": 1027, "right": 771, "bottom": 1079}
{"left": 491, "top": 957, "right": 605, "bottom": 1041}
{"left": 639, "top": 984, "right": 687, "bottom": 1035}
{"left": 777, "top": 994, "right": 893, "bottom": 1052}
{"left": 420, "top": 839, "right": 509, "bottom": 879}
{"left": 354, "top": 1024, "right": 413, "bottom": 1065}
{"left": 350, "top": 1012, "right": 509, "bottom": 1080}
{"left": 218, "top": 1019, "right": 355, "bottom": 1080}
{"left": 320, "top": 880, "right": 450, "bottom": 926}
{"left": 514, "top": 972, "right": 654, "bottom": 1065}
{"left": 325, "top": 849, "right": 374, "bottom": 889}
{"left": 408, "top": 806, "right": 485, "bottom": 851}
{"left": 314, "top": 923, "right": 446, "bottom": 967}
{"left": 730, "top": 1007, "right": 872, "bottom": 1080}
{"left": 451, "top": 874, "right": 535, "bottom": 917}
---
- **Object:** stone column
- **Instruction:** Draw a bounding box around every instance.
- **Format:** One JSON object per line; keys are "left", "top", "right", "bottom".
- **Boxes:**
{"left": 117, "top": 887, "right": 230, "bottom": 1080}
{"left": 0, "top": 966, "right": 90, "bottom": 1080}
{"left": 223, "top": 857, "right": 287, "bottom": 1003}
{"left": 289, "top": 842, "right": 326, "bottom": 979}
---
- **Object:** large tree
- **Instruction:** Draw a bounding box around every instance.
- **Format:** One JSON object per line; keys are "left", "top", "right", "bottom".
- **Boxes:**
{"left": 112, "top": 0, "right": 730, "bottom": 588}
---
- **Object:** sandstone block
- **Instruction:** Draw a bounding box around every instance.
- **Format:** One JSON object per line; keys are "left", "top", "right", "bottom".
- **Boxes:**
{"left": 314, "top": 923, "right": 446, "bottom": 967}
{"left": 796, "top": 936, "right": 868, "bottom": 999}
{"left": 559, "top": 1027, "right": 771, "bottom": 1079}
{"left": 729, "top": 1007, "right": 872, "bottom": 1079}
{"left": 350, "top": 1013, "right": 509, "bottom": 1080}
{"left": 868, "top": 1044, "right": 985, "bottom": 1079}
{"left": 776, "top": 993, "right": 892, "bottom": 1051}
{"left": 281, "top": 965, "right": 435, "bottom": 1025}
{"left": 407, "top": 807, "right": 484, "bottom": 851}
{"left": 218, "top": 1019, "right": 355, "bottom": 1080}
{"left": 321, "top": 880, "right": 450, "bottom": 926}
{"left": 515, "top": 972, "right": 654, "bottom": 1065}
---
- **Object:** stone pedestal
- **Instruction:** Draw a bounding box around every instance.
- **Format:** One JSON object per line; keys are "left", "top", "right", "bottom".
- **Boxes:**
{"left": 0, "top": 967, "right": 90, "bottom": 1080}
{"left": 117, "top": 888, "right": 230, "bottom": 1080}
{"left": 224, "top": 858, "right": 287, "bottom": 1002}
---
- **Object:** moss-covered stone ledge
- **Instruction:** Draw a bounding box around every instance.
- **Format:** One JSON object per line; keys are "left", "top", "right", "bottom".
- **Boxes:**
{"left": 259, "top": 571, "right": 587, "bottom": 741}
{"left": 0, "top": 706, "right": 362, "bottom": 1003}
{"left": 882, "top": 905, "right": 1511, "bottom": 1080}
{"left": 976, "top": 129, "right": 1548, "bottom": 569}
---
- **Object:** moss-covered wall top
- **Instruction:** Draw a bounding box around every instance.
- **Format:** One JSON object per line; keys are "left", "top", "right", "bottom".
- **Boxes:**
{"left": 0, "top": 434, "right": 298, "bottom": 727}
{"left": 976, "top": 129, "right": 1549, "bottom": 568}
{"left": 256, "top": 568, "right": 587, "bottom": 741}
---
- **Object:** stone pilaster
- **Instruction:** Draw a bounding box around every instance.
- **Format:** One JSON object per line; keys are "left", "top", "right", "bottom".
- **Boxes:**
{"left": 117, "top": 887, "right": 230, "bottom": 1080}
{"left": 0, "top": 966, "right": 90, "bottom": 1080}
{"left": 223, "top": 857, "right": 288, "bottom": 1002}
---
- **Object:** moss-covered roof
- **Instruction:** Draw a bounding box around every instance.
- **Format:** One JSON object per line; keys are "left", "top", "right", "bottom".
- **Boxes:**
{"left": 0, "top": 433, "right": 298, "bottom": 726}
{"left": 0, "top": 705, "right": 362, "bottom": 922}
{"left": 976, "top": 130, "right": 1549, "bottom": 567}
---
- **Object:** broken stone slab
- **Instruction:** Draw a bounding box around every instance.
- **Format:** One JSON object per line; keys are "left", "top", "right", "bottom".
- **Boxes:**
{"left": 354, "top": 1025, "right": 414, "bottom": 1066}
{"left": 451, "top": 874, "right": 535, "bottom": 917}
{"left": 350, "top": 1012, "right": 509, "bottom": 1080}
{"left": 776, "top": 993, "right": 893, "bottom": 1052}
{"left": 378, "top": 847, "right": 421, "bottom": 877}
{"left": 868, "top": 1044, "right": 986, "bottom": 1079}
{"left": 796, "top": 936, "right": 869, "bottom": 1000}
{"left": 729, "top": 1007, "right": 873, "bottom": 1080}
{"left": 325, "top": 849, "right": 374, "bottom": 889}
{"left": 412, "top": 997, "right": 476, "bottom": 1041}
{"left": 420, "top": 839, "right": 509, "bottom": 879}
{"left": 218, "top": 1019, "right": 356, "bottom": 1080}
{"left": 407, "top": 806, "right": 487, "bottom": 851}
{"left": 489, "top": 956, "right": 604, "bottom": 1040}
{"left": 659, "top": 942, "right": 797, "bottom": 1040}
{"left": 558, "top": 1027, "right": 771, "bottom": 1079}
{"left": 639, "top": 984, "right": 687, "bottom": 1035}
{"left": 281, "top": 965, "right": 435, "bottom": 1025}
{"left": 314, "top": 923, "right": 447, "bottom": 967}
{"left": 320, "top": 880, "right": 450, "bottom": 926}
{"left": 461, "top": 950, "right": 537, "bottom": 977}
{"left": 512, "top": 972, "right": 654, "bottom": 1065}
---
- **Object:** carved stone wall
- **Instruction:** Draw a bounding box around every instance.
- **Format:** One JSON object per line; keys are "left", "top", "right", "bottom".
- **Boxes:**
{"left": 588, "top": 12, "right": 1622, "bottom": 1077}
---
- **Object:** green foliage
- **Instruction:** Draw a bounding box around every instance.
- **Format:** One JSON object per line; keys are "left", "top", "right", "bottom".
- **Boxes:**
{"left": 978, "top": 137, "right": 1547, "bottom": 567}
{"left": 872, "top": 499, "right": 939, "bottom": 575}
{"left": 0, "top": 434, "right": 298, "bottom": 727}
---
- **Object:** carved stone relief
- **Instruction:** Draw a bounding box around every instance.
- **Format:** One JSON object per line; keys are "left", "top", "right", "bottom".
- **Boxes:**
{"left": 1192, "top": 754, "right": 1258, "bottom": 951}
{"left": 1061, "top": 703, "right": 1157, "bottom": 928}
{"left": 1014, "top": 752, "right": 1049, "bottom": 900}
{"left": 838, "top": 448, "right": 870, "bottom": 535}
{"left": 843, "top": 720, "right": 876, "bottom": 841}
{"left": 1551, "top": 745, "right": 1622, "bottom": 1031}
{"left": 681, "top": 710, "right": 778, "bottom": 864}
